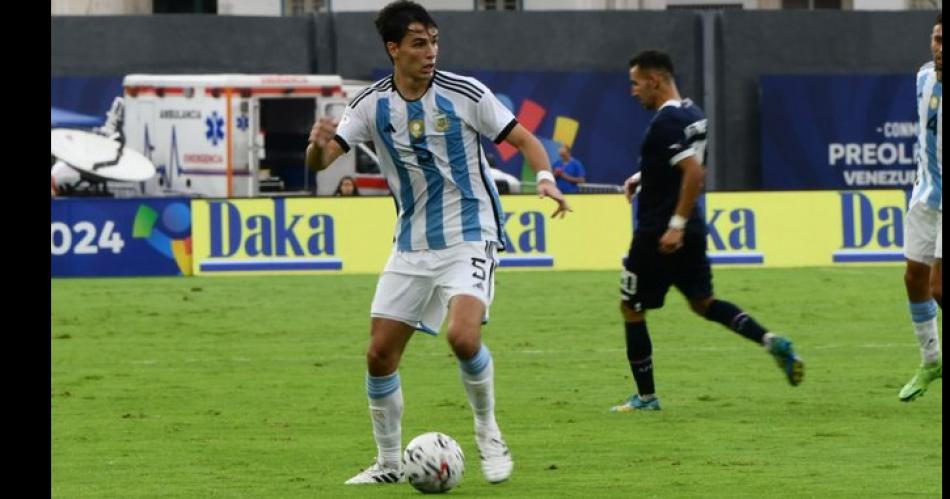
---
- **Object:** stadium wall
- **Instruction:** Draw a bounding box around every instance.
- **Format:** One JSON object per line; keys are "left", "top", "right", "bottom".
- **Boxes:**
{"left": 325, "top": 10, "right": 704, "bottom": 100}
{"left": 714, "top": 10, "right": 938, "bottom": 191}
{"left": 50, "top": 15, "right": 313, "bottom": 76}
{"left": 51, "top": 10, "right": 939, "bottom": 190}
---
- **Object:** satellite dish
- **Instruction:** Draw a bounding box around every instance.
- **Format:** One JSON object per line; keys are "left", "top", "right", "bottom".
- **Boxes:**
{"left": 50, "top": 128, "right": 155, "bottom": 183}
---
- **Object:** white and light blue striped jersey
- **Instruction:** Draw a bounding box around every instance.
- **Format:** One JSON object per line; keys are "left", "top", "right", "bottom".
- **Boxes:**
{"left": 334, "top": 71, "right": 515, "bottom": 251}
{"left": 910, "top": 62, "right": 942, "bottom": 212}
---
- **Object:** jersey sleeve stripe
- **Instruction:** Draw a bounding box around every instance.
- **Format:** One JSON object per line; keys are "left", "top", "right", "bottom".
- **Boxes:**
{"left": 687, "top": 132, "right": 707, "bottom": 143}
{"left": 669, "top": 148, "right": 696, "bottom": 166}
{"left": 350, "top": 89, "right": 376, "bottom": 109}
{"left": 333, "top": 134, "right": 351, "bottom": 153}
{"left": 433, "top": 79, "right": 481, "bottom": 103}
{"left": 493, "top": 119, "right": 518, "bottom": 144}
{"left": 434, "top": 72, "right": 485, "bottom": 98}
{"left": 350, "top": 78, "right": 393, "bottom": 109}
{"left": 349, "top": 87, "right": 373, "bottom": 105}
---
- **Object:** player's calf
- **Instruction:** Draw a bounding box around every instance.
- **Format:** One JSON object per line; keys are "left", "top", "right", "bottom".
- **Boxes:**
{"left": 701, "top": 299, "right": 768, "bottom": 345}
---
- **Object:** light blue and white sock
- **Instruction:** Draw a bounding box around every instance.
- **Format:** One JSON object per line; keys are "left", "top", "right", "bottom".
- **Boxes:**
{"left": 459, "top": 344, "right": 498, "bottom": 432}
{"left": 910, "top": 300, "right": 941, "bottom": 365}
{"left": 366, "top": 372, "right": 403, "bottom": 467}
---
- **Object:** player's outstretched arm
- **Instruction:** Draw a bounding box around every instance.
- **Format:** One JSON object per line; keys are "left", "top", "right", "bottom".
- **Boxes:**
{"left": 306, "top": 117, "right": 345, "bottom": 172}
{"left": 504, "top": 124, "right": 573, "bottom": 218}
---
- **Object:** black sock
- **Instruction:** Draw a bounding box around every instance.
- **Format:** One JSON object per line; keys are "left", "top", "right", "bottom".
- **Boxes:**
{"left": 625, "top": 321, "right": 655, "bottom": 396}
{"left": 704, "top": 299, "right": 767, "bottom": 344}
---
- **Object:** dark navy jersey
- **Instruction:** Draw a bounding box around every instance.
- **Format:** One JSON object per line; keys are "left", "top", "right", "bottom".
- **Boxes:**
{"left": 635, "top": 99, "right": 708, "bottom": 234}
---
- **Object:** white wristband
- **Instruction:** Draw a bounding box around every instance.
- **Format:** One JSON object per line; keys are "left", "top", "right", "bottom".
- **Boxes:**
{"left": 536, "top": 170, "right": 556, "bottom": 184}
{"left": 668, "top": 214, "right": 687, "bottom": 230}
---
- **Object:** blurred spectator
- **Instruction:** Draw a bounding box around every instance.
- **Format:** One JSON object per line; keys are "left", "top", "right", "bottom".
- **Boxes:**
{"left": 335, "top": 175, "right": 360, "bottom": 196}
{"left": 552, "top": 144, "right": 587, "bottom": 194}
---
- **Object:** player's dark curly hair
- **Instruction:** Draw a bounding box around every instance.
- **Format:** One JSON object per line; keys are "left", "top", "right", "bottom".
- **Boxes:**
{"left": 629, "top": 50, "right": 675, "bottom": 77}
{"left": 375, "top": 0, "right": 438, "bottom": 61}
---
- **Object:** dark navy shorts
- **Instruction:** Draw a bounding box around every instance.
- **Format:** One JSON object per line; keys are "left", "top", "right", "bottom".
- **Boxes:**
{"left": 621, "top": 231, "right": 713, "bottom": 310}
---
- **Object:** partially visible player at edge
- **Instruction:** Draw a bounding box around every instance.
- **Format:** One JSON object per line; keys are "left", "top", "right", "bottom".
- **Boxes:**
{"left": 898, "top": 13, "right": 942, "bottom": 403}
{"left": 305, "top": 0, "right": 571, "bottom": 485}
{"left": 611, "top": 49, "right": 804, "bottom": 412}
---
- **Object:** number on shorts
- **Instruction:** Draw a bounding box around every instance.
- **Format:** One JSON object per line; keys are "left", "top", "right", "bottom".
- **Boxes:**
{"left": 620, "top": 269, "right": 638, "bottom": 297}
{"left": 471, "top": 257, "right": 487, "bottom": 281}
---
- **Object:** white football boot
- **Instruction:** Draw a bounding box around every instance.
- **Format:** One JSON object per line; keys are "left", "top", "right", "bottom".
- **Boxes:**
{"left": 475, "top": 426, "right": 513, "bottom": 483}
{"left": 344, "top": 459, "right": 404, "bottom": 485}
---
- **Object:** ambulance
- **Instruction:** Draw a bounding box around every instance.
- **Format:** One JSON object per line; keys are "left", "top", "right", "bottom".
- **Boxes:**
{"left": 121, "top": 74, "right": 386, "bottom": 198}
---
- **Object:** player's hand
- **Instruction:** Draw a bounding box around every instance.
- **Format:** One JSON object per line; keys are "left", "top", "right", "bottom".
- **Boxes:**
{"left": 554, "top": 168, "right": 564, "bottom": 177}
{"left": 623, "top": 172, "right": 642, "bottom": 204}
{"left": 308, "top": 116, "right": 339, "bottom": 149}
{"left": 537, "top": 179, "right": 572, "bottom": 219}
{"left": 659, "top": 228, "right": 684, "bottom": 254}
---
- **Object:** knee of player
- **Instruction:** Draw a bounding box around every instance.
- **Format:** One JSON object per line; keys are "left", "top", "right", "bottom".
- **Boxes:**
{"left": 619, "top": 301, "right": 645, "bottom": 322}
{"left": 366, "top": 345, "right": 399, "bottom": 370}
{"left": 446, "top": 328, "right": 481, "bottom": 357}
{"left": 689, "top": 297, "right": 713, "bottom": 316}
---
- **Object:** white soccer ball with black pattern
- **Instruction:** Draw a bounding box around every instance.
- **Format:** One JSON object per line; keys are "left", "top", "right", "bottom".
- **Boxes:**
{"left": 402, "top": 432, "right": 465, "bottom": 493}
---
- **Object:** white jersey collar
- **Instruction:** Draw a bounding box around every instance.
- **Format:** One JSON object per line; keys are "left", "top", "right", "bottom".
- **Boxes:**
{"left": 659, "top": 99, "right": 681, "bottom": 110}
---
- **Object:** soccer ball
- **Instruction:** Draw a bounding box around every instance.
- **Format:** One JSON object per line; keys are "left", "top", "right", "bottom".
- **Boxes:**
{"left": 402, "top": 432, "right": 465, "bottom": 493}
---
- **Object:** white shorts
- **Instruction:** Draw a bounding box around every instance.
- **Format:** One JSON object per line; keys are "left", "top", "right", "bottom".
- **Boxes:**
{"left": 370, "top": 241, "right": 499, "bottom": 335}
{"left": 903, "top": 203, "right": 942, "bottom": 265}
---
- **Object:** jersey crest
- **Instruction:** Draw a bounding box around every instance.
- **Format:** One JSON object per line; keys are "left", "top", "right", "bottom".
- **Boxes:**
{"left": 433, "top": 113, "right": 449, "bottom": 133}
{"left": 409, "top": 119, "right": 425, "bottom": 139}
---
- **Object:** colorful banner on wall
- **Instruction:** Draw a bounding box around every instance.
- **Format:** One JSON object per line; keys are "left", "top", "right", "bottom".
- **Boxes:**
{"left": 51, "top": 197, "right": 193, "bottom": 277}
{"left": 53, "top": 190, "right": 908, "bottom": 277}
{"left": 189, "top": 195, "right": 633, "bottom": 275}
{"left": 701, "top": 190, "right": 906, "bottom": 266}
{"left": 761, "top": 74, "right": 918, "bottom": 190}
{"left": 189, "top": 190, "right": 907, "bottom": 275}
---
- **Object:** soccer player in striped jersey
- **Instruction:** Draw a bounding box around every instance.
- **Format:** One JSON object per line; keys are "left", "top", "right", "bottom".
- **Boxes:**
{"left": 305, "top": 0, "right": 571, "bottom": 485}
{"left": 611, "top": 50, "right": 803, "bottom": 413}
{"left": 898, "top": 13, "right": 942, "bottom": 403}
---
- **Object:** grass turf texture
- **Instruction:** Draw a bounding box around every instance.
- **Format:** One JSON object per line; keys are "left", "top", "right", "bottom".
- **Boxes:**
{"left": 52, "top": 267, "right": 942, "bottom": 498}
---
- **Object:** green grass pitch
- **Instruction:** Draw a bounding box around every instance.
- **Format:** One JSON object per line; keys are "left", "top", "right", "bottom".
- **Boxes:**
{"left": 52, "top": 267, "right": 941, "bottom": 498}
